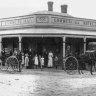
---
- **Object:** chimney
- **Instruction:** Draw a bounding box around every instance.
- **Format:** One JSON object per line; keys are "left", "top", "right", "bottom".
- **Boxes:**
{"left": 61, "top": 5, "right": 68, "bottom": 13}
{"left": 47, "top": 1, "right": 53, "bottom": 11}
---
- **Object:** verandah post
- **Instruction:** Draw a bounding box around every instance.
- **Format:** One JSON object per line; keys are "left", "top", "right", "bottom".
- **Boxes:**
{"left": 84, "top": 37, "right": 86, "bottom": 54}
{"left": 63, "top": 36, "right": 66, "bottom": 69}
{"left": 19, "top": 36, "right": 22, "bottom": 52}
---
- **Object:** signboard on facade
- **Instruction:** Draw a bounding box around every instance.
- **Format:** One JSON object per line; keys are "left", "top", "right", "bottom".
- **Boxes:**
{"left": 0, "top": 14, "right": 96, "bottom": 31}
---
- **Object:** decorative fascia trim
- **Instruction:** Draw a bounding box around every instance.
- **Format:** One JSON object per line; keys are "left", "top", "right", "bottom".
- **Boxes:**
{"left": 0, "top": 13, "right": 96, "bottom": 31}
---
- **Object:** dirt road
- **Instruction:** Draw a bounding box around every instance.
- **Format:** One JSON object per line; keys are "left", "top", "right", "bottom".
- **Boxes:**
{"left": 0, "top": 69, "right": 96, "bottom": 96}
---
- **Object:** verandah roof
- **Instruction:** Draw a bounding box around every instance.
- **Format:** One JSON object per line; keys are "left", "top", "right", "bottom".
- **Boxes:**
{"left": 0, "top": 28, "right": 96, "bottom": 37}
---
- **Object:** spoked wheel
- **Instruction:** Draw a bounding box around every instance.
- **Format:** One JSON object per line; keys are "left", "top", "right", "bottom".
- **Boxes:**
{"left": 65, "top": 56, "right": 78, "bottom": 75}
{"left": 5, "top": 56, "right": 19, "bottom": 73}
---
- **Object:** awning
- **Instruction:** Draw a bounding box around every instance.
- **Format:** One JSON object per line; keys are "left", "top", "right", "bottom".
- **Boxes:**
{"left": 88, "top": 42, "right": 96, "bottom": 45}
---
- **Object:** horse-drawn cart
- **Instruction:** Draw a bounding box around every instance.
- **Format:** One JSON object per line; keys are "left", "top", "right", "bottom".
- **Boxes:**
{"left": 4, "top": 56, "right": 20, "bottom": 72}
{"left": 0, "top": 49, "right": 22, "bottom": 73}
{"left": 63, "top": 55, "right": 79, "bottom": 74}
{"left": 63, "top": 50, "right": 96, "bottom": 75}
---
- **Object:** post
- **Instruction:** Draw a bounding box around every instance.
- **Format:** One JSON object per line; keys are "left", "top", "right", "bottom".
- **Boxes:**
{"left": 63, "top": 36, "right": 66, "bottom": 58}
{"left": 19, "top": 36, "right": 22, "bottom": 51}
{"left": 0, "top": 37, "right": 2, "bottom": 54}
{"left": 84, "top": 37, "right": 86, "bottom": 54}
{"left": 0, "top": 37, "right": 2, "bottom": 68}
{"left": 62, "top": 36, "right": 66, "bottom": 70}
{"left": 18, "top": 36, "right": 22, "bottom": 72}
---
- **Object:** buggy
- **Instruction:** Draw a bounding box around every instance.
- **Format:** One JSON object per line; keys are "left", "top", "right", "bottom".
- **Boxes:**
{"left": 0, "top": 48, "right": 21, "bottom": 73}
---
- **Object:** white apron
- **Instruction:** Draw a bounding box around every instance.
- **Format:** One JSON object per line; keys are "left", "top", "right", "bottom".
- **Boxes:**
{"left": 34, "top": 56, "right": 38, "bottom": 65}
{"left": 48, "top": 52, "right": 53, "bottom": 67}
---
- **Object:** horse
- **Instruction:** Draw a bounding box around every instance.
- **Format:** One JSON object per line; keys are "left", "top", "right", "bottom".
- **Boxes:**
{"left": 78, "top": 50, "right": 96, "bottom": 75}
{"left": 78, "top": 53, "right": 85, "bottom": 74}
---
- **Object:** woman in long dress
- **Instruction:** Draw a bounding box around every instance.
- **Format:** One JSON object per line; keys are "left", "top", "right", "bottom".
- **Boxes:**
{"left": 21, "top": 52, "right": 25, "bottom": 68}
{"left": 48, "top": 51, "right": 53, "bottom": 67}
{"left": 25, "top": 53, "right": 29, "bottom": 69}
{"left": 34, "top": 54, "right": 39, "bottom": 69}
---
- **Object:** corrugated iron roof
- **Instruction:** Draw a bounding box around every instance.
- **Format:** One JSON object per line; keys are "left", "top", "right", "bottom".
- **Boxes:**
{"left": 32, "top": 11, "right": 72, "bottom": 17}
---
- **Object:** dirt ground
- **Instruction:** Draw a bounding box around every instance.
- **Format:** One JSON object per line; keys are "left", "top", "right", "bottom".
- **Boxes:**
{"left": 0, "top": 69, "right": 96, "bottom": 96}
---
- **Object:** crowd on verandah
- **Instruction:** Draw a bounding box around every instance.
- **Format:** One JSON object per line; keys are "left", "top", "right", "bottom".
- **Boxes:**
{"left": 0, "top": 48, "right": 60, "bottom": 70}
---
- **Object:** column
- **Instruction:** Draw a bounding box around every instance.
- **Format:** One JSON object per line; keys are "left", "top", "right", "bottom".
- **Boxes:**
{"left": 0, "top": 36, "right": 2, "bottom": 54}
{"left": 62, "top": 36, "right": 66, "bottom": 70}
{"left": 63, "top": 36, "right": 66, "bottom": 58}
{"left": 19, "top": 36, "right": 22, "bottom": 51}
{"left": 84, "top": 37, "right": 86, "bottom": 54}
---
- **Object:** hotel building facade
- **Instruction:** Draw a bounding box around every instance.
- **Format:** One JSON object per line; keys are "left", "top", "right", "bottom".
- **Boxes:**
{"left": 0, "top": 2, "right": 96, "bottom": 66}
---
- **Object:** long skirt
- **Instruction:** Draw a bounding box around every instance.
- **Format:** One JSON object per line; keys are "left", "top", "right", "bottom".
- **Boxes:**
{"left": 48, "top": 57, "right": 53, "bottom": 67}
{"left": 34, "top": 57, "right": 38, "bottom": 65}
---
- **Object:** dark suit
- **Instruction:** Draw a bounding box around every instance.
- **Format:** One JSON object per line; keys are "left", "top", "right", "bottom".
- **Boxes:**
{"left": 28, "top": 51, "right": 34, "bottom": 69}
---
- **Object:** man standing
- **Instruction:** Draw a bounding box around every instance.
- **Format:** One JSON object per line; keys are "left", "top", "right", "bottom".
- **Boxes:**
{"left": 28, "top": 49, "right": 34, "bottom": 69}
{"left": 43, "top": 51, "right": 48, "bottom": 67}
{"left": 66, "top": 46, "right": 71, "bottom": 57}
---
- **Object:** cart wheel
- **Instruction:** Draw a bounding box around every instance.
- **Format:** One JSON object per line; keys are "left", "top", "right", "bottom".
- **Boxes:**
{"left": 65, "top": 56, "right": 78, "bottom": 75}
{"left": 5, "top": 56, "right": 19, "bottom": 72}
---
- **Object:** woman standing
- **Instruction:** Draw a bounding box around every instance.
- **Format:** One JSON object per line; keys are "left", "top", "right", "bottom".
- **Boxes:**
{"left": 41, "top": 56, "right": 44, "bottom": 70}
{"left": 48, "top": 51, "right": 53, "bottom": 68}
{"left": 25, "top": 53, "right": 29, "bottom": 69}
{"left": 34, "top": 54, "right": 39, "bottom": 69}
{"left": 21, "top": 52, "right": 25, "bottom": 68}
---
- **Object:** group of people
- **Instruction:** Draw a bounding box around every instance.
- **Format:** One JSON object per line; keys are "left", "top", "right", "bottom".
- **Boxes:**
{"left": 0, "top": 48, "right": 59, "bottom": 70}
{"left": 22, "top": 50, "right": 59, "bottom": 69}
{"left": 21, "top": 53, "right": 45, "bottom": 69}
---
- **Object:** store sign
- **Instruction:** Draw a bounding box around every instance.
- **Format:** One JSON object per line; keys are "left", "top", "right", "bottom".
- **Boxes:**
{"left": 51, "top": 17, "right": 96, "bottom": 27}
{"left": 0, "top": 17, "right": 34, "bottom": 27}
{"left": 0, "top": 14, "right": 96, "bottom": 30}
{"left": 36, "top": 16, "right": 49, "bottom": 23}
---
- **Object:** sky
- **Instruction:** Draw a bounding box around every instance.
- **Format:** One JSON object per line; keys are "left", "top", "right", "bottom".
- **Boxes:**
{"left": 0, "top": 0, "right": 96, "bottom": 19}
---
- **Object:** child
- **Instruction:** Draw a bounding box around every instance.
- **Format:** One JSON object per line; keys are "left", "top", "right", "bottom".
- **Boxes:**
{"left": 25, "top": 53, "right": 29, "bottom": 69}
{"left": 41, "top": 56, "right": 44, "bottom": 70}
{"left": 54, "top": 56, "right": 58, "bottom": 69}
{"left": 34, "top": 54, "right": 39, "bottom": 69}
